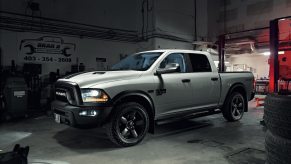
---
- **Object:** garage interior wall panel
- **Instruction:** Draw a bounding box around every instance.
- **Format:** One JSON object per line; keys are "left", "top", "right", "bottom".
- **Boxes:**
{"left": 0, "top": 31, "right": 140, "bottom": 75}
{"left": 210, "top": 0, "right": 291, "bottom": 34}
{"left": 155, "top": 0, "right": 196, "bottom": 41}
{"left": 0, "top": 0, "right": 139, "bottom": 30}
{"left": 0, "top": 0, "right": 143, "bottom": 75}
{"left": 153, "top": 38, "right": 193, "bottom": 50}
{"left": 153, "top": 0, "right": 208, "bottom": 46}
{"left": 229, "top": 55, "right": 269, "bottom": 79}
{"left": 0, "top": 0, "right": 213, "bottom": 75}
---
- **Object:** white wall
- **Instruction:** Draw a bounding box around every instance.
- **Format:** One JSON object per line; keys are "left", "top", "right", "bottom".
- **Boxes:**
{"left": 229, "top": 54, "right": 270, "bottom": 79}
{"left": 0, "top": 0, "right": 213, "bottom": 77}
{"left": 0, "top": 0, "right": 145, "bottom": 76}
{"left": 0, "top": 31, "right": 140, "bottom": 75}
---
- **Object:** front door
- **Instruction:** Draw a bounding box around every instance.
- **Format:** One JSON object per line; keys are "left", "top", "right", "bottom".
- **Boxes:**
{"left": 153, "top": 53, "right": 193, "bottom": 117}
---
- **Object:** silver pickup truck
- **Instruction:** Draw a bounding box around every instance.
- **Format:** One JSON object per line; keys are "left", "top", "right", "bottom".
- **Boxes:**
{"left": 52, "top": 49, "right": 255, "bottom": 147}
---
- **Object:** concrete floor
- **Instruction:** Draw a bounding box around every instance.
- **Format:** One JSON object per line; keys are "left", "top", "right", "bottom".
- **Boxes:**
{"left": 0, "top": 101, "right": 266, "bottom": 164}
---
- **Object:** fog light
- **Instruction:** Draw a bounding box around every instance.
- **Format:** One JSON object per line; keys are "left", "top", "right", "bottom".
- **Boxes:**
{"left": 79, "top": 110, "right": 97, "bottom": 117}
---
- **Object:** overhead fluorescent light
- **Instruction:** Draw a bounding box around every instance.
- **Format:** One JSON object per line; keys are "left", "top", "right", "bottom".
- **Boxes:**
{"left": 214, "top": 61, "right": 230, "bottom": 65}
{"left": 263, "top": 52, "right": 271, "bottom": 56}
{"left": 262, "top": 51, "right": 284, "bottom": 56}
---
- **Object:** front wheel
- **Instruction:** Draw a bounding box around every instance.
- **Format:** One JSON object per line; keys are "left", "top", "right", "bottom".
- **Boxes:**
{"left": 222, "top": 92, "right": 246, "bottom": 122}
{"left": 105, "top": 102, "right": 149, "bottom": 147}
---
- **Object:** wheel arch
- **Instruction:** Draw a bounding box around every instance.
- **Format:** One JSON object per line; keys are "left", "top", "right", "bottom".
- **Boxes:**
{"left": 110, "top": 90, "right": 155, "bottom": 134}
{"left": 224, "top": 83, "right": 248, "bottom": 112}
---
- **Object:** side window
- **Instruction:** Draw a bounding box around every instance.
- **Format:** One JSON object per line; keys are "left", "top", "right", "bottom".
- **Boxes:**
{"left": 159, "top": 53, "right": 186, "bottom": 73}
{"left": 187, "top": 53, "right": 212, "bottom": 72}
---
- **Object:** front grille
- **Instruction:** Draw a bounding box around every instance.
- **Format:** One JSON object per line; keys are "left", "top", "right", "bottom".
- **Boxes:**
{"left": 55, "top": 89, "right": 68, "bottom": 102}
{"left": 54, "top": 81, "right": 82, "bottom": 105}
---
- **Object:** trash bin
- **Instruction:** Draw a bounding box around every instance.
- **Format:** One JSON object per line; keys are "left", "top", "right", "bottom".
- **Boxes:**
{"left": 3, "top": 77, "right": 28, "bottom": 120}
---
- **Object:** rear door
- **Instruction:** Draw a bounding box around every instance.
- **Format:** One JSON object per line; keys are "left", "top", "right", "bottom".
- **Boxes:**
{"left": 185, "top": 53, "right": 220, "bottom": 109}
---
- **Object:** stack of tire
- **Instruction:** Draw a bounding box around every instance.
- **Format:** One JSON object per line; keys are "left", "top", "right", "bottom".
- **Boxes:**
{"left": 264, "top": 94, "right": 291, "bottom": 164}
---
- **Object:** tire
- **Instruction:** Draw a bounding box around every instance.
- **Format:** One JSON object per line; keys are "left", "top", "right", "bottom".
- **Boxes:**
{"left": 222, "top": 92, "right": 246, "bottom": 122}
{"left": 264, "top": 94, "right": 291, "bottom": 139}
{"left": 265, "top": 130, "right": 291, "bottom": 164}
{"left": 105, "top": 102, "right": 149, "bottom": 147}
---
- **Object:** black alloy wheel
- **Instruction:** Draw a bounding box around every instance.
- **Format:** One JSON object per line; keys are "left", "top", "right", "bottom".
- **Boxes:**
{"left": 117, "top": 110, "right": 146, "bottom": 141}
{"left": 223, "top": 92, "right": 245, "bottom": 121}
{"left": 106, "top": 102, "right": 149, "bottom": 147}
{"left": 230, "top": 94, "right": 245, "bottom": 120}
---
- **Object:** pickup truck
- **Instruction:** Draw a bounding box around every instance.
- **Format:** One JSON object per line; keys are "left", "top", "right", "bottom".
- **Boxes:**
{"left": 52, "top": 49, "right": 255, "bottom": 147}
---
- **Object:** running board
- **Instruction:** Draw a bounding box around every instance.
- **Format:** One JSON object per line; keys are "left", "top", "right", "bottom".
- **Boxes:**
{"left": 155, "top": 109, "right": 221, "bottom": 125}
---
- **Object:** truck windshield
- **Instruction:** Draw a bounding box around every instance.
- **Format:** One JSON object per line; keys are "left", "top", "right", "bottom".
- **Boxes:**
{"left": 111, "top": 52, "right": 162, "bottom": 71}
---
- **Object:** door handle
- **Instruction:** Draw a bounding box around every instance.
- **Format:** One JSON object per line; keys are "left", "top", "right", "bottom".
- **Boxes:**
{"left": 211, "top": 77, "right": 219, "bottom": 81}
{"left": 182, "top": 79, "right": 191, "bottom": 83}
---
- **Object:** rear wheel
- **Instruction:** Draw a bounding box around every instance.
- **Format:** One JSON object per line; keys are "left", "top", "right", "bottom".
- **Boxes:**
{"left": 222, "top": 92, "right": 245, "bottom": 122}
{"left": 105, "top": 102, "right": 149, "bottom": 147}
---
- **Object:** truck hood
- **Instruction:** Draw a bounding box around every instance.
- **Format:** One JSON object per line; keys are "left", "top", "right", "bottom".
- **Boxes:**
{"left": 59, "top": 71, "right": 142, "bottom": 88}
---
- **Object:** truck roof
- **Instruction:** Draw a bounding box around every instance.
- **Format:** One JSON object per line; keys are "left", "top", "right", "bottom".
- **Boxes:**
{"left": 138, "top": 49, "right": 211, "bottom": 55}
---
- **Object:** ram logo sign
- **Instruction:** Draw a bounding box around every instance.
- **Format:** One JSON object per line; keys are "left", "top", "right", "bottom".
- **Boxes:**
{"left": 55, "top": 91, "right": 67, "bottom": 97}
{"left": 19, "top": 36, "right": 76, "bottom": 57}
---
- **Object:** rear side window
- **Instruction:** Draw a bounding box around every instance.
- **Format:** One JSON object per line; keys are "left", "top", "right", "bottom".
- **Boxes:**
{"left": 187, "top": 53, "right": 212, "bottom": 72}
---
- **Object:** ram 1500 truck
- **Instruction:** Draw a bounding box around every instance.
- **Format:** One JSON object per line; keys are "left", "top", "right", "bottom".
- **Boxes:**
{"left": 52, "top": 49, "right": 255, "bottom": 147}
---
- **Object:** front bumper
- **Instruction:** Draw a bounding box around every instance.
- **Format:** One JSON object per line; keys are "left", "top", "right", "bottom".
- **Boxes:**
{"left": 51, "top": 100, "right": 112, "bottom": 128}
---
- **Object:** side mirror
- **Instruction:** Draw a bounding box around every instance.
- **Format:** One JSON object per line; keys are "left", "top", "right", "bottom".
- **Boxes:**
{"left": 156, "top": 63, "right": 180, "bottom": 75}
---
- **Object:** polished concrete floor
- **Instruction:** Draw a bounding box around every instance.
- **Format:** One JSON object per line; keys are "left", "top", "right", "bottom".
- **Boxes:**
{"left": 0, "top": 101, "right": 266, "bottom": 164}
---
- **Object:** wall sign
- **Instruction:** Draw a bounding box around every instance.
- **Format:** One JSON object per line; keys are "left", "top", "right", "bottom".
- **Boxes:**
{"left": 19, "top": 36, "right": 76, "bottom": 63}
{"left": 96, "top": 57, "right": 107, "bottom": 62}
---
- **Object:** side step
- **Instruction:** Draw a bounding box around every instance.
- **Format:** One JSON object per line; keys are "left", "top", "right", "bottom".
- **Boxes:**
{"left": 156, "top": 109, "right": 221, "bottom": 125}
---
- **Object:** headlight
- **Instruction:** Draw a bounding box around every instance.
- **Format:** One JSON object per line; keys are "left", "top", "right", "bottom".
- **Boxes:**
{"left": 81, "top": 89, "right": 109, "bottom": 103}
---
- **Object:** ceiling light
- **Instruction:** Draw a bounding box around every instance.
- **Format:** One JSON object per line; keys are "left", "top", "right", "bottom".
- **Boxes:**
{"left": 279, "top": 51, "right": 285, "bottom": 55}
{"left": 263, "top": 52, "right": 271, "bottom": 56}
{"left": 262, "top": 51, "right": 285, "bottom": 56}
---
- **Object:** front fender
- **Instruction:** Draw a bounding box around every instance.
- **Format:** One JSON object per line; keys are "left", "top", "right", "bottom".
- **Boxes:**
{"left": 110, "top": 90, "right": 155, "bottom": 133}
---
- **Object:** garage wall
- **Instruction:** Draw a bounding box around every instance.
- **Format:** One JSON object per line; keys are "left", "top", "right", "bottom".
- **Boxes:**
{"left": 229, "top": 54, "right": 270, "bottom": 79}
{"left": 0, "top": 31, "right": 140, "bottom": 75}
{"left": 153, "top": 0, "right": 208, "bottom": 49}
{"left": 0, "top": 0, "right": 145, "bottom": 75}
{"left": 209, "top": 0, "right": 291, "bottom": 35}
{"left": 0, "top": 0, "right": 139, "bottom": 30}
{"left": 155, "top": 0, "right": 195, "bottom": 41}
{"left": 207, "top": 0, "right": 221, "bottom": 41}
{"left": 0, "top": 0, "right": 212, "bottom": 76}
